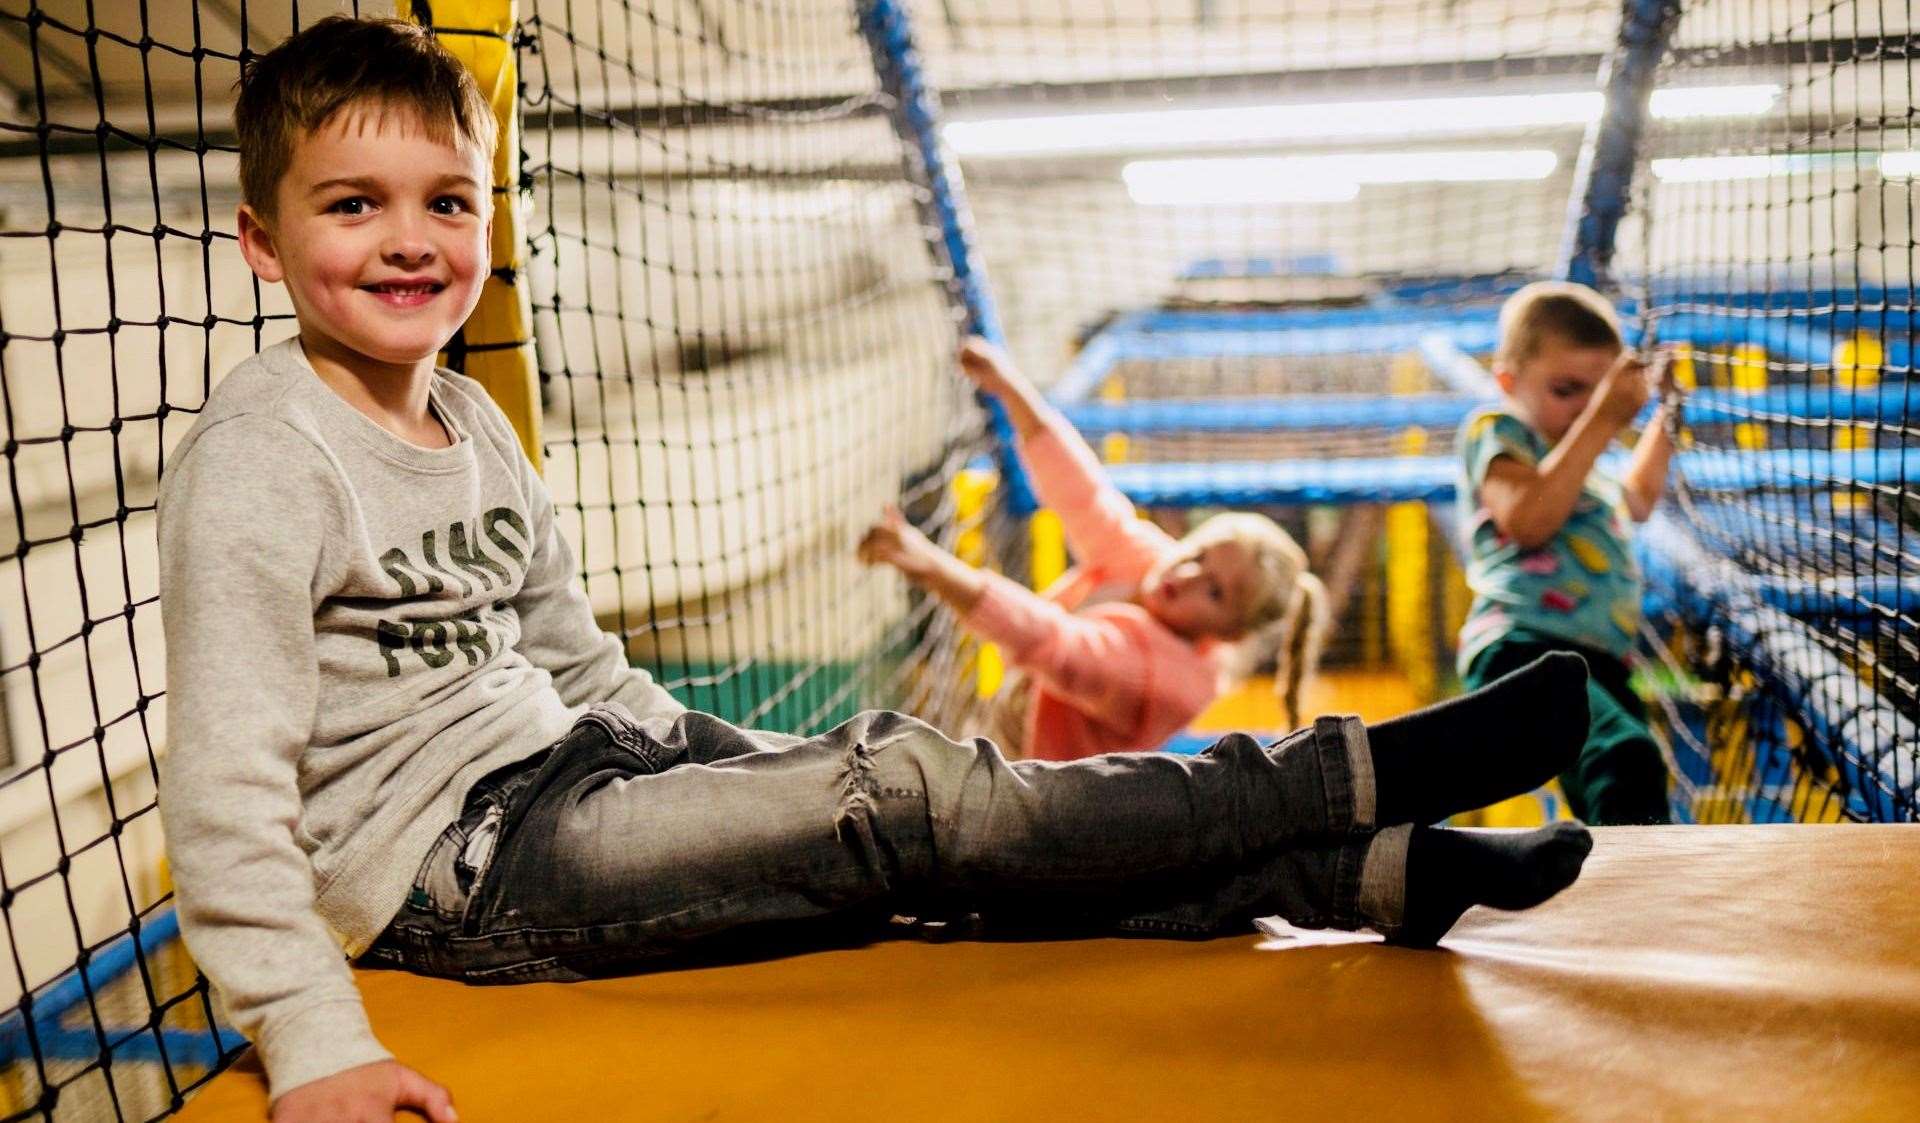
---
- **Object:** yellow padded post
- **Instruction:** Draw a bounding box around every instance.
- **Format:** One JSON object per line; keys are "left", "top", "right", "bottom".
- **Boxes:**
{"left": 1029, "top": 509, "right": 1066, "bottom": 592}
{"left": 1832, "top": 330, "right": 1884, "bottom": 509}
{"left": 412, "top": 0, "right": 544, "bottom": 470}
{"left": 1385, "top": 427, "right": 1434, "bottom": 701}
{"left": 1099, "top": 374, "right": 1131, "bottom": 465}
{"left": 952, "top": 468, "right": 1004, "bottom": 698}
{"left": 1729, "top": 343, "right": 1768, "bottom": 451}
{"left": 1834, "top": 329, "right": 1884, "bottom": 389}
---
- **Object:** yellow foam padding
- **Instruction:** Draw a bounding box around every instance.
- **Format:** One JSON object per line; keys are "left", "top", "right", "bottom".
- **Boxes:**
{"left": 1668, "top": 344, "right": 1698, "bottom": 390}
{"left": 1192, "top": 670, "right": 1428, "bottom": 732}
{"left": 1729, "top": 343, "right": 1768, "bottom": 391}
{"left": 417, "top": 0, "right": 543, "bottom": 470}
{"left": 973, "top": 640, "right": 1004, "bottom": 700}
{"left": 1832, "top": 331, "right": 1881, "bottom": 468}
{"left": 1029, "top": 509, "right": 1067, "bottom": 591}
{"left": 1384, "top": 500, "right": 1433, "bottom": 698}
{"left": 176, "top": 825, "right": 1920, "bottom": 1122}
{"left": 1834, "top": 329, "right": 1884, "bottom": 389}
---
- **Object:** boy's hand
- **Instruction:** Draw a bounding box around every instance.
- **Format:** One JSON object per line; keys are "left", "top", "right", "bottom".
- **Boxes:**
{"left": 957, "top": 336, "right": 1025, "bottom": 401}
{"left": 271, "top": 1060, "right": 455, "bottom": 1123}
{"left": 1591, "top": 351, "right": 1652, "bottom": 428}
{"left": 857, "top": 506, "right": 937, "bottom": 578}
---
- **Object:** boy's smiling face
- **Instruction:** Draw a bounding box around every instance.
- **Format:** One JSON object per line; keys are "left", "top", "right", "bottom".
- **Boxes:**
{"left": 1497, "top": 335, "right": 1622, "bottom": 443}
{"left": 239, "top": 102, "right": 491, "bottom": 376}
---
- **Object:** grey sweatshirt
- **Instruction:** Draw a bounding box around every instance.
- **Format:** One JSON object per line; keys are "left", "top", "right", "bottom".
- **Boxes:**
{"left": 157, "top": 339, "right": 685, "bottom": 1098}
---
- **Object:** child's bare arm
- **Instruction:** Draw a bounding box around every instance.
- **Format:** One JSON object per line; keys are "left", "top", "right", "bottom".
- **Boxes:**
{"left": 1621, "top": 402, "right": 1677, "bottom": 521}
{"left": 958, "top": 336, "right": 1051, "bottom": 439}
{"left": 858, "top": 505, "right": 987, "bottom": 616}
{"left": 1482, "top": 353, "right": 1648, "bottom": 549}
{"left": 859, "top": 506, "right": 1149, "bottom": 726}
{"left": 1621, "top": 359, "right": 1680, "bottom": 521}
{"left": 956, "top": 336, "right": 1176, "bottom": 574}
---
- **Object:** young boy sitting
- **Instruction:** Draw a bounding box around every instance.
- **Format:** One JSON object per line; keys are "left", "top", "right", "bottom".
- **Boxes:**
{"left": 161, "top": 18, "right": 1599, "bottom": 1121}
{"left": 1455, "top": 281, "right": 1679, "bottom": 826}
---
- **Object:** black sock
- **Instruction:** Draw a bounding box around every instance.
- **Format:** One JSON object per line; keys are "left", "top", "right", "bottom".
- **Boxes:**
{"left": 1388, "top": 821, "right": 1594, "bottom": 948}
{"left": 1368, "top": 651, "right": 1589, "bottom": 825}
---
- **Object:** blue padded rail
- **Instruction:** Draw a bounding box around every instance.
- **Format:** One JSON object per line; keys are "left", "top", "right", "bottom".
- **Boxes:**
{"left": 1680, "top": 383, "right": 1918, "bottom": 424}
{"left": 1050, "top": 306, "right": 1503, "bottom": 405}
{"left": 1109, "top": 456, "right": 1459, "bottom": 507}
{"left": 1745, "top": 575, "right": 1920, "bottom": 617}
{"left": 1419, "top": 333, "right": 1501, "bottom": 399}
{"left": 1108, "top": 446, "right": 1918, "bottom": 508}
{"left": 857, "top": 0, "right": 1035, "bottom": 513}
{"left": 1054, "top": 382, "right": 1913, "bottom": 439}
{"left": 1424, "top": 331, "right": 1916, "bottom": 423}
{"left": 1057, "top": 394, "right": 1477, "bottom": 434}
{"left": 0, "top": 906, "right": 245, "bottom": 1068}
{"left": 1678, "top": 447, "right": 1919, "bottom": 490}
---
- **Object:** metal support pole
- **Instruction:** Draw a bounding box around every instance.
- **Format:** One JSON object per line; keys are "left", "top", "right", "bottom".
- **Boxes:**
{"left": 1558, "top": 0, "right": 1685, "bottom": 290}
{"left": 857, "top": 0, "right": 1036, "bottom": 514}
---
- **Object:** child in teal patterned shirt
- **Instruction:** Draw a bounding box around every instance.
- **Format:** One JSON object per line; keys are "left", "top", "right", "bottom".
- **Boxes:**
{"left": 1456, "top": 281, "right": 1677, "bottom": 825}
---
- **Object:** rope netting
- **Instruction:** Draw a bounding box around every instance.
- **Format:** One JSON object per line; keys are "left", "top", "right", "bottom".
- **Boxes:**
{"left": 517, "top": 0, "right": 990, "bottom": 742}
{"left": 0, "top": 1, "right": 1913, "bottom": 1120}
{"left": 0, "top": 0, "right": 989, "bottom": 1117}
{"left": 1622, "top": 0, "right": 1919, "bottom": 822}
{"left": 0, "top": 1, "right": 325, "bottom": 1116}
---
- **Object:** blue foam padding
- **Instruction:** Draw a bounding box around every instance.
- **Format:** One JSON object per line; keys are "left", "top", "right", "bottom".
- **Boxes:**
{"left": 1122, "top": 305, "right": 1501, "bottom": 335}
{"left": 1424, "top": 332, "right": 1916, "bottom": 423}
{"left": 1677, "top": 446, "right": 1918, "bottom": 490}
{"left": 1052, "top": 314, "right": 1501, "bottom": 404}
{"left": 1687, "top": 495, "right": 1908, "bottom": 560}
{"left": 1107, "top": 445, "right": 1916, "bottom": 508}
{"left": 0, "top": 906, "right": 246, "bottom": 1067}
{"left": 1057, "top": 394, "right": 1477, "bottom": 434}
{"left": 1638, "top": 515, "right": 1918, "bottom": 821}
{"left": 1161, "top": 731, "right": 1227, "bottom": 755}
{"left": 1679, "top": 384, "right": 1918, "bottom": 424}
{"left": 1113, "top": 321, "right": 1500, "bottom": 360}
{"left": 1645, "top": 306, "right": 1915, "bottom": 373}
{"left": 1747, "top": 576, "right": 1920, "bottom": 616}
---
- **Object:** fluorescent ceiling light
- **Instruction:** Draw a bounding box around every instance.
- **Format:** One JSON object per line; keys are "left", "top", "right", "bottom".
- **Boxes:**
{"left": 1880, "top": 152, "right": 1920, "bottom": 177}
{"left": 1123, "top": 150, "right": 1556, "bottom": 205}
{"left": 1647, "top": 85, "right": 1781, "bottom": 120}
{"left": 944, "top": 86, "right": 1779, "bottom": 158}
{"left": 1123, "top": 162, "right": 1360, "bottom": 205}
{"left": 1652, "top": 152, "right": 1865, "bottom": 181}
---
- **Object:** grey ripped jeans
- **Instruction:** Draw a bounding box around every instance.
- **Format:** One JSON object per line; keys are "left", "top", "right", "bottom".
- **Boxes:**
{"left": 363, "top": 704, "right": 1412, "bottom": 983}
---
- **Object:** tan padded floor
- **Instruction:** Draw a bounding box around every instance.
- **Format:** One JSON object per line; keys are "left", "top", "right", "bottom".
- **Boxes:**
{"left": 178, "top": 825, "right": 1920, "bottom": 1121}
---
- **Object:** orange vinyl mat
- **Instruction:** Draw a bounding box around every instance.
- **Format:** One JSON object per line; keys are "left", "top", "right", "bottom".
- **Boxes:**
{"left": 178, "top": 823, "right": 1920, "bottom": 1122}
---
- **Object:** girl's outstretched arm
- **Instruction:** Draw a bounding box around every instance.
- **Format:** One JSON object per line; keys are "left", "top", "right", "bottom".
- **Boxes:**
{"left": 858, "top": 505, "right": 1149, "bottom": 729}
{"left": 858, "top": 505, "right": 987, "bottom": 616}
{"left": 958, "top": 338, "right": 1174, "bottom": 576}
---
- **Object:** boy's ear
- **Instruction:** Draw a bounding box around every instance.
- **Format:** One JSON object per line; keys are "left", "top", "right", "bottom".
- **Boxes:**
{"left": 1492, "top": 365, "right": 1518, "bottom": 395}
{"left": 236, "top": 203, "right": 284, "bottom": 284}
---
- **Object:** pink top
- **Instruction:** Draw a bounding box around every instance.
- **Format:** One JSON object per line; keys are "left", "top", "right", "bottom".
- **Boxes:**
{"left": 964, "top": 415, "right": 1223, "bottom": 761}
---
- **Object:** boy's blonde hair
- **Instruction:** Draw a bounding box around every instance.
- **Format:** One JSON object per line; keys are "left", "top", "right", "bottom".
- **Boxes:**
{"left": 235, "top": 17, "right": 497, "bottom": 215}
{"left": 1496, "top": 280, "right": 1624, "bottom": 372}
{"left": 1181, "top": 512, "right": 1329, "bottom": 730}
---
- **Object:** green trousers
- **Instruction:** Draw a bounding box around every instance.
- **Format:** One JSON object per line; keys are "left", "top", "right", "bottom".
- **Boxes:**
{"left": 1463, "top": 631, "right": 1673, "bottom": 826}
